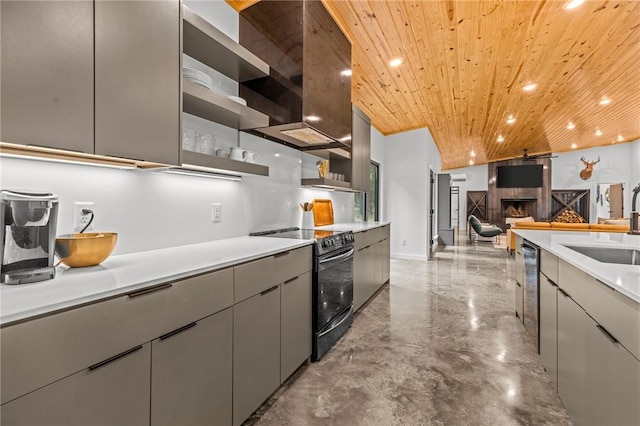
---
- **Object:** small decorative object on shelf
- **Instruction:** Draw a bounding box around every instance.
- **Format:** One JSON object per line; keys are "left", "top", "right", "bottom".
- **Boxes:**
{"left": 317, "top": 160, "right": 329, "bottom": 178}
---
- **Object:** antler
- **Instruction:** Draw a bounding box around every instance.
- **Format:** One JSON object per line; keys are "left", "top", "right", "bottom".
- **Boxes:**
{"left": 581, "top": 156, "right": 587, "bottom": 164}
{"left": 593, "top": 156, "right": 600, "bottom": 164}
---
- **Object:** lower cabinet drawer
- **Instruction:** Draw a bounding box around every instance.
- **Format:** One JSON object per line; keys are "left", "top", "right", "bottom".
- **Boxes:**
{"left": 0, "top": 268, "right": 233, "bottom": 405}
{"left": 585, "top": 277, "right": 640, "bottom": 361}
{"left": 274, "top": 245, "right": 312, "bottom": 284}
{"left": 0, "top": 343, "right": 151, "bottom": 426}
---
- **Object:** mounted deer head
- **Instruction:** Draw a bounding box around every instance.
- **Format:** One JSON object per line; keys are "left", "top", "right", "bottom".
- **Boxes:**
{"left": 579, "top": 156, "right": 600, "bottom": 180}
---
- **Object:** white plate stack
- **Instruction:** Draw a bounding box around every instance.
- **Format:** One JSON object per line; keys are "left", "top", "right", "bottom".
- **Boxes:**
{"left": 183, "top": 67, "right": 213, "bottom": 90}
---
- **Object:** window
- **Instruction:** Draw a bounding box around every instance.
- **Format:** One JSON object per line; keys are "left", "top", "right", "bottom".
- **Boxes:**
{"left": 354, "top": 161, "right": 380, "bottom": 221}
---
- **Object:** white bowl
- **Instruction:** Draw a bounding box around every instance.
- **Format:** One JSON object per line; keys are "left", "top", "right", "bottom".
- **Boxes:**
{"left": 227, "top": 96, "right": 247, "bottom": 106}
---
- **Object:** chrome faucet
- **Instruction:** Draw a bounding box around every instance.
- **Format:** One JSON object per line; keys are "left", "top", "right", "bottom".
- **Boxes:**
{"left": 630, "top": 183, "right": 640, "bottom": 235}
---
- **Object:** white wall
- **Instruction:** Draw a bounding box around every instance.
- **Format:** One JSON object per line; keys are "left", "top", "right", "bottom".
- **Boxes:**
{"left": 0, "top": 135, "right": 354, "bottom": 255}
{"left": 551, "top": 141, "right": 637, "bottom": 222}
{"left": 382, "top": 127, "right": 440, "bottom": 260}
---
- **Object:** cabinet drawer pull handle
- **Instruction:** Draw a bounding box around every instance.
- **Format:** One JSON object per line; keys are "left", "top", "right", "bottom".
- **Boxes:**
{"left": 595, "top": 279, "right": 616, "bottom": 292}
{"left": 260, "top": 285, "right": 279, "bottom": 295}
{"left": 516, "top": 281, "right": 522, "bottom": 287}
{"left": 127, "top": 283, "right": 173, "bottom": 298}
{"left": 159, "top": 322, "right": 197, "bottom": 341}
{"left": 546, "top": 277, "right": 558, "bottom": 287}
{"left": 274, "top": 251, "right": 290, "bottom": 258}
{"left": 558, "top": 288, "right": 570, "bottom": 298}
{"left": 89, "top": 345, "right": 143, "bottom": 371}
{"left": 596, "top": 324, "right": 620, "bottom": 345}
{"left": 284, "top": 276, "right": 299, "bottom": 285}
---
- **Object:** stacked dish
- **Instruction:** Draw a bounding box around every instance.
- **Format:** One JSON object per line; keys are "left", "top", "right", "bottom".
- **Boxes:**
{"left": 183, "top": 67, "right": 212, "bottom": 90}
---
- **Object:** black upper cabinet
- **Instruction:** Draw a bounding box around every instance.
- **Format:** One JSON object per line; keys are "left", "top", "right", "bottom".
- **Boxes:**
{"left": 239, "top": 0, "right": 352, "bottom": 151}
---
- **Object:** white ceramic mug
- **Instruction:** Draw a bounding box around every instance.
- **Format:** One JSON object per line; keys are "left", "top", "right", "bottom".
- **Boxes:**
{"left": 245, "top": 151, "right": 259, "bottom": 163}
{"left": 229, "top": 147, "right": 247, "bottom": 161}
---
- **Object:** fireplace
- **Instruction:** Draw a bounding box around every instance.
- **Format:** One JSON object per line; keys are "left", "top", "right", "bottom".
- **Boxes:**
{"left": 501, "top": 199, "right": 537, "bottom": 219}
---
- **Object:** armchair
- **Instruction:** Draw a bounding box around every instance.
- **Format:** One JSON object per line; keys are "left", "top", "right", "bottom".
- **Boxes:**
{"left": 468, "top": 215, "right": 503, "bottom": 242}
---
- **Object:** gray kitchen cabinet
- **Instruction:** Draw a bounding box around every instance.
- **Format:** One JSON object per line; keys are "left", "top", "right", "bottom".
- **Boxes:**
{"left": 354, "top": 244, "right": 374, "bottom": 312}
{"left": 351, "top": 104, "right": 372, "bottom": 192}
{"left": 234, "top": 255, "right": 276, "bottom": 303}
{"left": 557, "top": 290, "right": 588, "bottom": 426}
{"left": 372, "top": 241, "right": 384, "bottom": 295}
{"left": 151, "top": 308, "right": 233, "bottom": 426}
{"left": 0, "top": 343, "right": 151, "bottom": 426}
{"left": 515, "top": 281, "right": 523, "bottom": 320}
{"left": 233, "top": 285, "right": 281, "bottom": 426}
{"left": 0, "top": 267, "right": 233, "bottom": 406}
{"left": 539, "top": 272, "right": 558, "bottom": 388}
{"left": 0, "top": 0, "right": 94, "bottom": 153}
{"left": 94, "top": 0, "right": 180, "bottom": 165}
{"left": 280, "top": 271, "right": 312, "bottom": 383}
{"left": 381, "top": 236, "right": 390, "bottom": 284}
{"left": 585, "top": 315, "right": 640, "bottom": 426}
{"left": 514, "top": 237, "right": 524, "bottom": 322}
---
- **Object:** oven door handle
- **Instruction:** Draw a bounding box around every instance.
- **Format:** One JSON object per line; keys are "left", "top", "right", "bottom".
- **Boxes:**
{"left": 319, "top": 248, "right": 355, "bottom": 264}
{"left": 318, "top": 306, "right": 353, "bottom": 338}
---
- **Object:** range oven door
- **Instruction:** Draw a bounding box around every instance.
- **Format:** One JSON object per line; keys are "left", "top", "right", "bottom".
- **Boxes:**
{"left": 313, "top": 245, "right": 354, "bottom": 361}
{"left": 315, "top": 246, "right": 354, "bottom": 330}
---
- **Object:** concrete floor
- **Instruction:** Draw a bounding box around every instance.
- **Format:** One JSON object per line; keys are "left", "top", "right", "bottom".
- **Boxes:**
{"left": 248, "top": 238, "right": 572, "bottom": 425}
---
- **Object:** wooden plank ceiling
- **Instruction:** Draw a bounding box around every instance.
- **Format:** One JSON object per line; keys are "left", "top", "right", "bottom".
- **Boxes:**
{"left": 228, "top": 1, "right": 640, "bottom": 170}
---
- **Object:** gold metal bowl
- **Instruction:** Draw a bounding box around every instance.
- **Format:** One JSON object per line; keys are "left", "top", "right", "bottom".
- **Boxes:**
{"left": 55, "top": 233, "right": 118, "bottom": 268}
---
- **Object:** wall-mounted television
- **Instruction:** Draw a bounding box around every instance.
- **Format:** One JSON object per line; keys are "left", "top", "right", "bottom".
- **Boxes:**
{"left": 496, "top": 165, "right": 543, "bottom": 188}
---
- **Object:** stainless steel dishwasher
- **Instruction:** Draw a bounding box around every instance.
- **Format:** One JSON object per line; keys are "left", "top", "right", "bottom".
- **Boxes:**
{"left": 522, "top": 240, "right": 540, "bottom": 351}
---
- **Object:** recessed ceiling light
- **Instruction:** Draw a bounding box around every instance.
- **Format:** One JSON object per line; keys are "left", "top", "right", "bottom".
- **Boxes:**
{"left": 340, "top": 69, "right": 352, "bottom": 77}
{"left": 274, "top": 153, "right": 281, "bottom": 157}
{"left": 595, "top": 129, "right": 603, "bottom": 136}
{"left": 389, "top": 58, "right": 403, "bottom": 67}
{"left": 571, "top": 143, "right": 578, "bottom": 149}
{"left": 563, "top": 0, "right": 585, "bottom": 10}
{"left": 522, "top": 83, "right": 538, "bottom": 92}
{"left": 617, "top": 134, "right": 624, "bottom": 142}
{"left": 469, "top": 159, "right": 474, "bottom": 165}
{"left": 599, "top": 97, "right": 612, "bottom": 106}
{"left": 567, "top": 121, "right": 576, "bottom": 130}
{"left": 506, "top": 115, "right": 516, "bottom": 124}
{"left": 470, "top": 150, "right": 476, "bottom": 157}
{"left": 497, "top": 135, "right": 505, "bottom": 142}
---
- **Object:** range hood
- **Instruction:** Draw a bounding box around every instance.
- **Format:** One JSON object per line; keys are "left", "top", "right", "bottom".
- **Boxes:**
{"left": 239, "top": 0, "right": 352, "bottom": 151}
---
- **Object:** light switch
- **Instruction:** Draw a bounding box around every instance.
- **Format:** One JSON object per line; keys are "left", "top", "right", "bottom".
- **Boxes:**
{"left": 212, "top": 203, "right": 221, "bottom": 223}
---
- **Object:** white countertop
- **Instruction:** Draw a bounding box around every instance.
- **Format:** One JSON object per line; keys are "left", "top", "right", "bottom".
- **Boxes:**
{"left": 0, "top": 237, "right": 312, "bottom": 326}
{"left": 512, "top": 230, "right": 640, "bottom": 303}
{"left": 315, "top": 221, "right": 390, "bottom": 232}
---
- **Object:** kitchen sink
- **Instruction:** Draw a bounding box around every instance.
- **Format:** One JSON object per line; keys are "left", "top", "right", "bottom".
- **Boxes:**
{"left": 563, "top": 245, "right": 640, "bottom": 266}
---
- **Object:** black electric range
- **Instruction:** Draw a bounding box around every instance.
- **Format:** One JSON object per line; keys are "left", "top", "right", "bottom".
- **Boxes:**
{"left": 250, "top": 227, "right": 354, "bottom": 361}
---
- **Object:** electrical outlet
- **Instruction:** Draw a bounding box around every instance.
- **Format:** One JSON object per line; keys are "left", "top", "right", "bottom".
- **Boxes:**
{"left": 212, "top": 203, "right": 221, "bottom": 223}
{"left": 74, "top": 202, "right": 94, "bottom": 232}
{"left": 401, "top": 239, "right": 407, "bottom": 246}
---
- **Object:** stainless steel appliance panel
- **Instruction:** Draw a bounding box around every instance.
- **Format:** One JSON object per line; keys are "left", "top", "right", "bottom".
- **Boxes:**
{"left": 523, "top": 241, "right": 540, "bottom": 351}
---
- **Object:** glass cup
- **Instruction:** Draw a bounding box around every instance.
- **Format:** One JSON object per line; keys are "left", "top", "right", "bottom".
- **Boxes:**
{"left": 197, "top": 133, "right": 215, "bottom": 155}
{"left": 182, "top": 130, "right": 197, "bottom": 151}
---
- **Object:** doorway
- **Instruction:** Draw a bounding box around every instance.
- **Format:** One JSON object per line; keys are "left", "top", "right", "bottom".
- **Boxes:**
{"left": 596, "top": 183, "right": 624, "bottom": 219}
